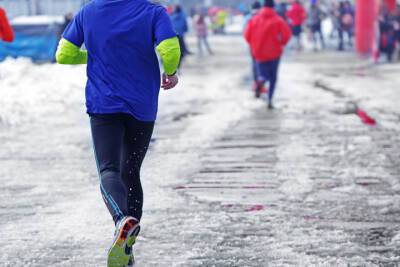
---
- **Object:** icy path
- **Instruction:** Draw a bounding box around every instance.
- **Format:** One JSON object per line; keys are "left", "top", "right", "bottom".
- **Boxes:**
{"left": 0, "top": 35, "right": 258, "bottom": 266}
{"left": 1, "top": 35, "right": 400, "bottom": 266}
{"left": 177, "top": 54, "right": 400, "bottom": 266}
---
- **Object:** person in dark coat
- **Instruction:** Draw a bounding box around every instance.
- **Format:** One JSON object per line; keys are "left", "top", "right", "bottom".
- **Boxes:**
{"left": 170, "top": 5, "right": 191, "bottom": 62}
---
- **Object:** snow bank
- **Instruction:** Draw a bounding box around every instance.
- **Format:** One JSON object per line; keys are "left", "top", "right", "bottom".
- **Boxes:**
{"left": 12, "top": 15, "right": 65, "bottom": 25}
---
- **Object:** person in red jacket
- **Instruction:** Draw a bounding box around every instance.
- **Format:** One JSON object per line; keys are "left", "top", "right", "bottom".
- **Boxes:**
{"left": 0, "top": 7, "right": 14, "bottom": 42}
{"left": 245, "top": 0, "right": 291, "bottom": 109}
{"left": 286, "top": 0, "right": 306, "bottom": 50}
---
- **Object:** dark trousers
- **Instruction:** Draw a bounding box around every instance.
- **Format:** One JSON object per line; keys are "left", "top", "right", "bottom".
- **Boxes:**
{"left": 256, "top": 58, "right": 281, "bottom": 103}
{"left": 311, "top": 23, "right": 325, "bottom": 48}
{"left": 178, "top": 34, "right": 189, "bottom": 65}
{"left": 338, "top": 27, "right": 353, "bottom": 50}
{"left": 251, "top": 56, "right": 258, "bottom": 82}
{"left": 90, "top": 113, "right": 154, "bottom": 224}
{"left": 292, "top": 25, "right": 303, "bottom": 49}
{"left": 197, "top": 37, "right": 212, "bottom": 55}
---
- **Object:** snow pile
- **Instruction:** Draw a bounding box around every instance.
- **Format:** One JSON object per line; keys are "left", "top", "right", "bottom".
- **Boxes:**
{"left": 0, "top": 58, "right": 86, "bottom": 126}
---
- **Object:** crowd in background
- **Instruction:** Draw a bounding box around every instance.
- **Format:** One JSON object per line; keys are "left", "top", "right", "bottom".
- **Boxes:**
{"left": 242, "top": 0, "right": 400, "bottom": 109}
{"left": 167, "top": 4, "right": 227, "bottom": 61}
{"left": 164, "top": 1, "right": 400, "bottom": 64}
{"left": 378, "top": 4, "right": 400, "bottom": 62}
{"left": 249, "top": 0, "right": 356, "bottom": 52}
{"left": 1, "top": 1, "right": 400, "bottom": 64}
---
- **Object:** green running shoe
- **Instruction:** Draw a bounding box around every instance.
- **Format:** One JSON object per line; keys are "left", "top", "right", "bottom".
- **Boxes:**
{"left": 126, "top": 249, "right": 135, "bottom": 267}
{"left": 107, "top": 216, "right": 140, "bottom": 267}
{"left": 125, "top": 230, "right": 140, "bottom": 267}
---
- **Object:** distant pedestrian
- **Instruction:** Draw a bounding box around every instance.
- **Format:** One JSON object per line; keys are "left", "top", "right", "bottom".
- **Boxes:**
{"left": 0, "top": 7, "right": 14, "bottom": 42}
{"left": 379, "top": 11, "right": 396, "bottom": 62}
{"left": 245, "top": 0, "right": 292, "bottom": 109}
{"left": 337, "top": 1, "right": 354, "bottom": 51}
{"left": 56, "top": 1, "right": 180, "bottom": 266}
{"left": 329, "top": 1, "right": 340, "bottom": 39}
{"left": 170, "top": 5, "right": 190, "bottom": 63}
{"left": 61, "top": 13, "right": 73, "bottom": 32}
{"left": 194, "top": 14, "right": 213, "bottom": 56}
{"left": 286, "top": 0, "right": 307, "bottom": 50}
{"left": 216, "top": 9, "right": 228, "bottom": 34}
{"left": 308, "top": 3, "right": 325, "bottom": 51}
{"left": 395, "top": 8, "right": 400, "bottom": 60}
{"left": 58, "top": 12, "right": 73, "bottom": 40}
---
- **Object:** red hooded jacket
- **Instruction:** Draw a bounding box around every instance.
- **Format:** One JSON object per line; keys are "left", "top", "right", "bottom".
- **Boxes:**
{"left": 0, "top": 7, "right": 14, "bottom": 42}
{"left": 286, "top": 2, "right": 307, "bottom": 26}
{"left": 244, "top": 7, "right": 292, "bottom": 62}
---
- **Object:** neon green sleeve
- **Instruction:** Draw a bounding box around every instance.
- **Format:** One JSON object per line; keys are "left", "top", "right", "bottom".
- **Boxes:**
{"left": 156, "top": 37, "right": 181, "bottom": 75}
{"left": 56, "top": 38, "right": 88, "bottom": 65}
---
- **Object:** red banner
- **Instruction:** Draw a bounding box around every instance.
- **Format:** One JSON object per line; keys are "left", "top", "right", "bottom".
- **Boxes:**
{"left": 384, "top": 0, "right": 397, "bottom": 12}
{"left": 356, "top": 0, "right": 380, "bottom": 55}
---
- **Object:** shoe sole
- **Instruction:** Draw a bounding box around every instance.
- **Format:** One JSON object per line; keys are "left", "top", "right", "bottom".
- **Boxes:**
{"left": 108, "top": 218, "right": 140, "bottom": 267}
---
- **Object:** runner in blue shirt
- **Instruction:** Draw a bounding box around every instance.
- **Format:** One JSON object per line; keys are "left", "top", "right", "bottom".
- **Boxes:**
{"left": 56, "top": 1, "right": 180, "bottom": 266}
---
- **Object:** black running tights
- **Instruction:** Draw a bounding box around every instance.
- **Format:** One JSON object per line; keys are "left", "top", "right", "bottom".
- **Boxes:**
{"left": 90, "top": 113, "right": 154, "bottom": 224}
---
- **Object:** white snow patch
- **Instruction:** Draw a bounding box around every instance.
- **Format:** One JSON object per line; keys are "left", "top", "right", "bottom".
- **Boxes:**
{"left": 12, "top": 15, "right": 65, "bottom": 25}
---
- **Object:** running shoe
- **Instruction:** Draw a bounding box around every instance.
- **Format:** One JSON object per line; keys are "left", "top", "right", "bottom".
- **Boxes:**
{"left": 108, "top": 216, "right": 140, "bottom": 267}
{"left": 254, "top": 82, "right": 268, "bottom": 98}
{"left": 125, "top": 229, "right": 141, "bottom": 267}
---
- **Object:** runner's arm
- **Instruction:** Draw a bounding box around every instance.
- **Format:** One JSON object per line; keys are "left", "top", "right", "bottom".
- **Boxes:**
{"left": 156, "top": 36, "right": 180, "bottom": 75}
{"left": 56, "top": 38, "right": 87, "bottom": 65}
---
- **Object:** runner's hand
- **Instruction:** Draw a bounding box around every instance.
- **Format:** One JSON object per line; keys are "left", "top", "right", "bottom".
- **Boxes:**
{"left": 162, "top": 73, "right": 178, "bottom": 90}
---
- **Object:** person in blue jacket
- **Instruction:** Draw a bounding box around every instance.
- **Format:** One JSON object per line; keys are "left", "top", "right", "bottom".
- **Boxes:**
{"left": 170, "top": 5, "right": 191, "bottom": 61}
{"left": 55, "top": 0, "right": 180, "bottom": 266}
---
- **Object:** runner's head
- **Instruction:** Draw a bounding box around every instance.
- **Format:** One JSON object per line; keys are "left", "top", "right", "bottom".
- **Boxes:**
{"left": 264, "top": 0, "right": 275, "bottom": 8}
{"left": 175, "top": 5, "right": 182, "bottom": 13}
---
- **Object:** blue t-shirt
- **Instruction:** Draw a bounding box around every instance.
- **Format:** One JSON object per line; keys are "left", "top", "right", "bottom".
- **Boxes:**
{"left": 63, "top": 0, "right": 176, "bottom": 122}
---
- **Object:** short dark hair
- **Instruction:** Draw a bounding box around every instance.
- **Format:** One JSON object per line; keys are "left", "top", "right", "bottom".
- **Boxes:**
{"left": 264, "top": 0, "right": 275, "bottom": 8}
{"left": 252, "top": 1, "right": 261, "bottom": 10}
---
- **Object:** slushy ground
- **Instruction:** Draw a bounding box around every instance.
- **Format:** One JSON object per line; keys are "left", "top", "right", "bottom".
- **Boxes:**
{"left": 1, "top": 33, "right": 400, "bottom": 266}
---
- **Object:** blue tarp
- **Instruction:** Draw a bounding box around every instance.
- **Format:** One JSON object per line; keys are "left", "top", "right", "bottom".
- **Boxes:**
{"left": 0, "top": 23, "right": 63, "bottom": 62}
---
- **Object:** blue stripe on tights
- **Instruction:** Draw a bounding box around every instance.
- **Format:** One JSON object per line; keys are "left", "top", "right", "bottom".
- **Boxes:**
{"left": 90, "top": 123, "right": 123, "bottom": 219}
